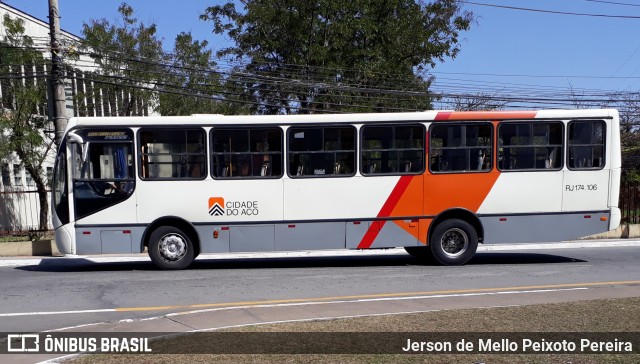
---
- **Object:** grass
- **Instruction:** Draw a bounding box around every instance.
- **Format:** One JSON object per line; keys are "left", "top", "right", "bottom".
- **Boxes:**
{"left": 0, "top": 235, "right": 31, "bottom": 243}
{"left": 0, "top": 232, "right": 53, "bottom": 243}
{"left": 72, "top": 296, "right": 640, "bottom": 364}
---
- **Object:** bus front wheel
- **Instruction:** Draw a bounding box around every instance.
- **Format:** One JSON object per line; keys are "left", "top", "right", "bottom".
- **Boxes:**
{"left": 148, "top": 226, "right": 195, "bottom": 270}
{"left": 430, "top": 219, "right": 478, "bottom": 266}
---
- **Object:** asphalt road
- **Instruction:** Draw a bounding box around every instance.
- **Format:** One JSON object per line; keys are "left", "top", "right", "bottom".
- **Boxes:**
{"left": 0, "top": 242, "right": 639, "bottom": 335}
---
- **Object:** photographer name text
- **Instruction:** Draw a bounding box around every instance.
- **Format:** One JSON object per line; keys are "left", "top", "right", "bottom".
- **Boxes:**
{"left": 402, "top": 338, "right": 633, "bottom": 353}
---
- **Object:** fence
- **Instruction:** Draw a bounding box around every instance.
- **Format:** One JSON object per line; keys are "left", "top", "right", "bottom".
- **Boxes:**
{"left": 0, "top": 189, "right": 52, "bottom": 236}
{"left": 620, "top": 181, "right": 640, "bottom": 224}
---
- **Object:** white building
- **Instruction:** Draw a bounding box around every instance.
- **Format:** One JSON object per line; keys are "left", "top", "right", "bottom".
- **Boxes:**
{"left": 0, "top": 3, "right": 153, "bottom": 233}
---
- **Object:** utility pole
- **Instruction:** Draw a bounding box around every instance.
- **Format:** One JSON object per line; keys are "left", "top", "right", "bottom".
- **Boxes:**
{"left": 48, "top": 0, "right": 67, "bottom": 147}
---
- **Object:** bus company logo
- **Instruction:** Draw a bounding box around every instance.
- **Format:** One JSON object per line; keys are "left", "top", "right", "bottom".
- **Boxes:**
{"left": 208, "top": 197, "right": 224, "bottom": 216}
{"left": 208, "top": 197, "right": 260, "bottom": 217}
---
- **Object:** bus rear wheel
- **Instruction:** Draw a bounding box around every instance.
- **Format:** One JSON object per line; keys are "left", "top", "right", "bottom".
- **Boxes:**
{"left": 430, "top": 219, "right": 478, "bottom": 266}
{"left": 148, "top": 226, "right": 195, "bottom": 270}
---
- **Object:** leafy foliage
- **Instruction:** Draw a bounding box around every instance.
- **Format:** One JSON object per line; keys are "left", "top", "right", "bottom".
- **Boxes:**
{"left": 80, "top": 3, "right": 163, "bottom": 116}
{"left": 201, "top": 0, "right": 473, "bottom": 114}
{"left": 608, "top": 95, "right": 640, "bottom": 183}
{"left": 80, "top": 3, "right": 239, "bottom": 116}
{"left": 158, "top": 32, "right": 248, "bottom": 115}
{"left": 0, "top": 14, "right": 53, "bottom": 232}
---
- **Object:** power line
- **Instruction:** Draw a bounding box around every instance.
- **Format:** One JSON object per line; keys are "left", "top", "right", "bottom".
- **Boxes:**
{"left": 7, "top": 42, "right": 640, "bottom": 112}
{"left": 463, "top": 1, "right": 640, "bottom": 19}
{"left": 430, "top": 70, "right": 640, "bottom": 80}
{"left": 582, "top": 0, "right": 640, "bottom": 7}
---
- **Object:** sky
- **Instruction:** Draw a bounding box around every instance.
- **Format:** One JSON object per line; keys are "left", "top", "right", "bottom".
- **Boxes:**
{"left": 3, "top": 0, "right": 640, "bottom": 109}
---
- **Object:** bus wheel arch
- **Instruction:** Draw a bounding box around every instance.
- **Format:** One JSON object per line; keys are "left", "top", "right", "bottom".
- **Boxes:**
{"left": 143, "top": 217, "right": 200, "bottom": 269}
{"left": 428, "top": 209, "right": 482, "bottom": 266}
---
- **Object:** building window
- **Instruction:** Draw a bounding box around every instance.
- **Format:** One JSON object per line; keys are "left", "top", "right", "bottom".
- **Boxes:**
{"left": 430, "top": 123, "right": 493, "bottom": 173}
{"left": 1, "top": 163, "right": 10, "bottom": 188}
{"left": 361, "top": 124, "right": 424, "bottom": 175}
{"left": 568, "top": 120, "right": 605, "bottom": 170}
{"left": 139, "top": 128, "right": 206, "bottom": 179}
{"left": 498, "top": 121, "right": 563, "bottom": 171}
{"left": 46, "top": 167, "right": 53, "bottom": 188}
{"left": 13, "top": 164, "right": 22, "bottom": 186}
{"left": 211, "top": 127, "right": 283, "bottom": 178}
{"left": 25, "top": 170, "right": 34, "bottom": 186}
{"left": 288, "top": 126, "right": 356, "bottom": 177}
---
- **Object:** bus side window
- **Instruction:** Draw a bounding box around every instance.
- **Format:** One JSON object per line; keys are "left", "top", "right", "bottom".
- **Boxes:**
{"left": 362, "top": 124, "right": 424, "bottom": 176}
{"left": 211, "top": 127, "right": 283, "bottom": 179}
{"left": 139, "top": 129, "right": 206, "bottom": 180}
{"left": 498, "top": 121, "right": 563, "bottom": 171}
{"left": 289, "top": 126, "right": 355, "bottom": 178}
{"left": 429, "top": 123, "right": 492, "bottom": 173}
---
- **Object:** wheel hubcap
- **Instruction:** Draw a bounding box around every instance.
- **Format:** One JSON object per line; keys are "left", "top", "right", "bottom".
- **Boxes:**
{"left": 158, "top": 233, "right": 187, "bottom": 261}
{"left": 440, "top": 228, "right": 468, "bottom": 258}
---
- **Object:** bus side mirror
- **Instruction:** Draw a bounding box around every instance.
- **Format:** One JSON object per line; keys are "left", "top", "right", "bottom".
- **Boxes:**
{"left": 67, "top": 131, "right": 90, "bottom": 163}
{"left": 82, "top": 142, "right": 90, "bottom": 163}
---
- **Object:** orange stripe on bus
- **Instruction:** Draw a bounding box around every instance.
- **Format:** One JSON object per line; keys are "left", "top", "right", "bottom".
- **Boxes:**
{"left": 385, "top": 171, "right": 501, "bottom": 246}
{"left": 358, "top": 120, "right": 507, "bottom": 249}
{"left": 424, "top": 169, "right": 500, "bottom": 216}
{"left": 435, "top": 111, "right": 537, "bottom": 121}
{"left": 389, "top": 175, "right": 427, "bottom": 243}
{"left": 357, "top": 176, "right": 413, "bottom": 249}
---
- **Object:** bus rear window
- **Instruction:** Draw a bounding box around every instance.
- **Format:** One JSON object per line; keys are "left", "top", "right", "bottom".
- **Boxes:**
{"left": 568, "top": 120, "right": 605, "bottom": 170}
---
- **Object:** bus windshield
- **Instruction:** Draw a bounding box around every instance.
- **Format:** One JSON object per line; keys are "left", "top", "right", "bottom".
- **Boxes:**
{"left": 69, "top": 129, "right": 135, "bottom": 220}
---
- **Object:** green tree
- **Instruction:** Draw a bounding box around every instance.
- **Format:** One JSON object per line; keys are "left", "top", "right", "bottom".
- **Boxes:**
{"left": 159, "top": 32, "right": 248, "bottom": 115}
{"left": 80, "top": 3, "right": 245, "bottom": 116}
{"left": 159, "top": 32, "right": 217, "bottom": 115}
{"left": 448, "top": 92, "right": 508, "bottom": 111}
{"left": 616, "top": 95, "right": 640, "bottom": 184}
{"left": 201, "top": 0, "right": 473, "bottom": 114}
{"left": 0, "top": 14, "right": 53, "bottom": 234}
{"left": 80, "top": 3, "right": 163, "bottom": 116}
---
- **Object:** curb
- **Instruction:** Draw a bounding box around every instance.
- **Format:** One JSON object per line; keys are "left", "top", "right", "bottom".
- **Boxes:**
{"left": 1, "top": 239, "right": 638, "bottom": 268}
{"left": 0, "top": 239, "right": 60, "bottom": 257}
{"left": 1, "top": 224, "right": 638, "bottom": 258}
{"left": 583, "top": 224, "right": 640, "bottom": 239}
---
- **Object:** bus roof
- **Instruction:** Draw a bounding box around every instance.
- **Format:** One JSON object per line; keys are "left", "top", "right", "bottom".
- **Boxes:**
{"left": 67, "top": 109, "right": 619, "bottom": 130}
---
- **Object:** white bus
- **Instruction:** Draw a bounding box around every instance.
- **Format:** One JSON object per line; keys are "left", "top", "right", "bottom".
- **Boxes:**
{"left": 51, "top": 109, "right": 621, "bottom": 269}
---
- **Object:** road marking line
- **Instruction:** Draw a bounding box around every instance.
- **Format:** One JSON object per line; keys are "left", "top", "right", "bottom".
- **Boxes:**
{"left": 0, "top": 308, "right": 116, "bottom": 317}
{"left": 4, "top": 280, "right": 638, "bottom": 318}
{"left": 45, "top": 322, "right": 105, "bottom": 332}
{"left": 191, "top": 309, "right": 457, "bottom": 332}
{"left": 188, "top": 303, "right": 533, "bottom": 333}
{"left": 166, "top": 288, "right": 588, "bottom": 318}
{"left": 111, "top": 279, "right": 640, "bottom": 313}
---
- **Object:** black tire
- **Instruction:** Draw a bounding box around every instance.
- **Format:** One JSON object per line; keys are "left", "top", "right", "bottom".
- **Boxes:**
{"left": 148, "top": 226, "right": 195, "bottom": 270}
{"left": 404, "top": 246, "right": 434, "bottom": 261}
{"left": 429, "top": 219, "right": 478, "bottom": 266}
